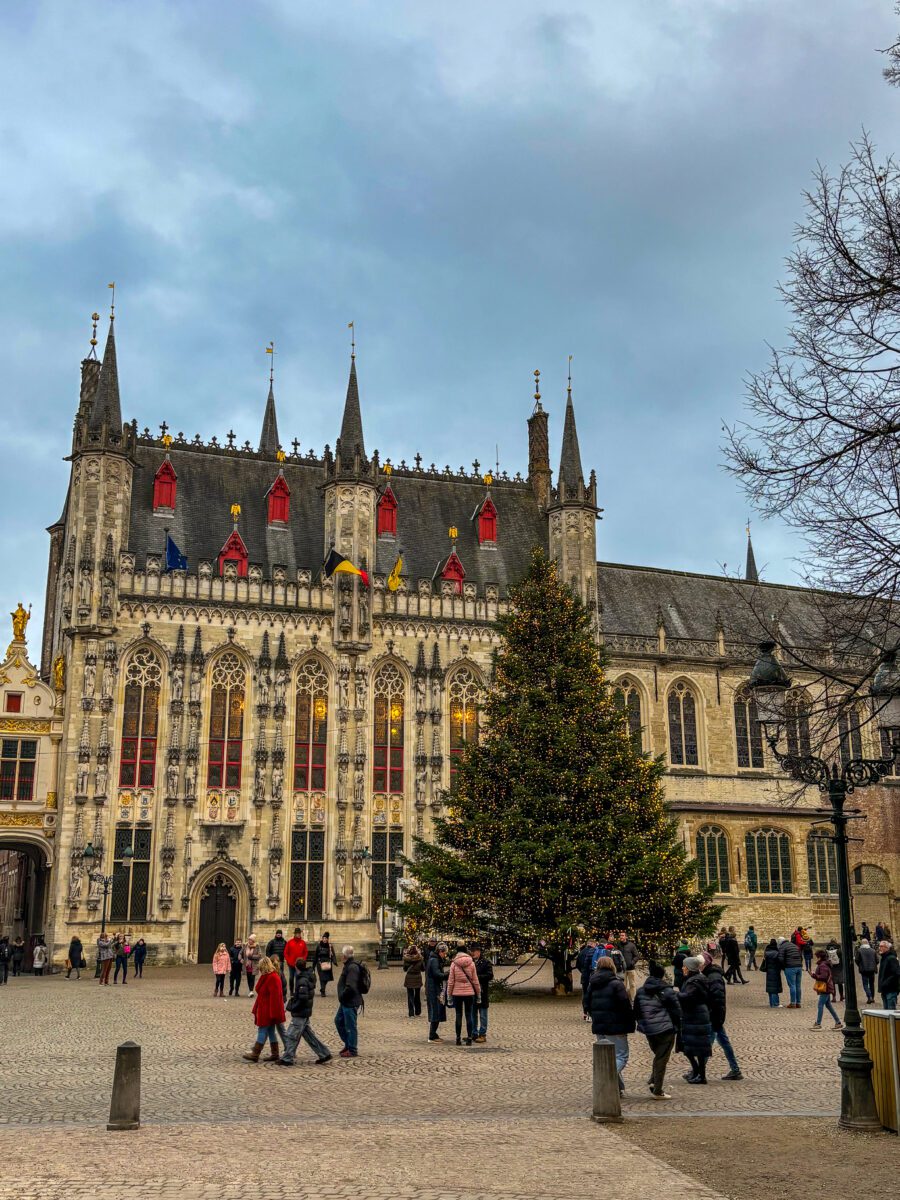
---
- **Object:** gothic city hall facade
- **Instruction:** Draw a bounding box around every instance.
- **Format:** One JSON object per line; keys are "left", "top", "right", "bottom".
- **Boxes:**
{"left": 1, "top": 314, "right": 898, "bottom": 963}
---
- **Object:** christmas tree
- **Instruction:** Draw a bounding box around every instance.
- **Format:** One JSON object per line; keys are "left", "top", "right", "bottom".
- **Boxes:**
{"left": 399, "top": 549, "right": 719, "bottom": 968}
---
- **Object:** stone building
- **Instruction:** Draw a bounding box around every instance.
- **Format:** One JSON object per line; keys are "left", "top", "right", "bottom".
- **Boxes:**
{"left": 12, "top": 314, "right": 898, "bottom": 962}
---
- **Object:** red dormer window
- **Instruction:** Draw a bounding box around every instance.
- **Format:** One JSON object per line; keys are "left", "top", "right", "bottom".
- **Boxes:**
{"left": 266, "top": 474, "right": 291, "bottom": 525}
{"left": 478, "top": 497, "right": 497, "bottom": 544}
{"left": 442, "top": 550, "right": 465, "bottom": 596}
{"left": 377, "top": 486, "right": 397, "bottom": 536}
{"left": 218, "top": 530, "right": 248, "bottom": 578}
{"left": 152, "top": 460, "right": 177, "bottom": 511}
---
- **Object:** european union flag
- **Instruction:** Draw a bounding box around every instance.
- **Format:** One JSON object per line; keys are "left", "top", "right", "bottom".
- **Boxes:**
{"left": 165, "top": 533, "right": 187, "bottom": 572}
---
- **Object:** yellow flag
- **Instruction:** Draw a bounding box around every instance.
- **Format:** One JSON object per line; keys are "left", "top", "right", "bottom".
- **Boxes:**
{"left": 387, "top": 553, "right": 403, "bottom": 592}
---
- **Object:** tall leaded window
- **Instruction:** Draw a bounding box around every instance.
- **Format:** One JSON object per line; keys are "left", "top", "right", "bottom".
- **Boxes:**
{"left": 449, "top": 667, "right": 481, "bottom": 787}
{"left": 696, "top": 825, "right": 730, "bottom": 892}
{"left": 838, "top": 705, "right": 863, "bottom": 766}
{"left": 294, "top": 660, "right": 328, "bottom": 792}
{"left": 289, "top": 828, "right": 325, "bottom": 920}
{"left": 110, "top": 826, "right": 151, "bottom": 921}
{"left": 807, "top": 831, "right": 838, "bottom": 895}
{"left": 785, "top": 691, "right": 812, "bottom": 758}
{"left": 745, "top": 827, "right": 793, "bottom": 894}
{"left": 734, "top": 687, "right": 764, "bottom": 768}
{"left": 372, "top": 828, "right": 404, "bottom": 916}
{"left": 0, "top": 738, "right": 37, "bottom": 802}
{"left": 207, "top": 653, "right": 246, "bottom": 789}
{"left": 119, "top": 648, "right": 162, "bottom": 788}
{"left": 613, "top": 680, "right": 643, "bottom": 753}
{"left": 668, "top": 681, "right": 699, "bottom": 766}
{"left": 374, "top": 664, "right": 405, "bottom": 793}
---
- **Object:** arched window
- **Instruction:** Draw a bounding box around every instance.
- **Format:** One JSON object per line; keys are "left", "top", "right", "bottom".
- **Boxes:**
{"left": 119, "top": 647, "right": 162, "bottom": 788}
{"left": 152, "top": 460, "right": 177, "bottom": 511}
{"left": 734, "top": 686, "right": 764, "bottom": 768}
{"left": 745, "top": 827, "right": 793, "bottom": 894}
{"left": 838, "top": 704, "right": 863, "bottom": 766}
{"left": 377, "top": 486, "right": 397, "bottom": 537}
{"left": 449, "top": 667, "right": 481, "bottom": 786}
{"left": 477, "top": 498, "right": 497, "bottom": 544}
{"left": 696, "top": 825, "right": 730, "bottom": 893}
{"left": 374, "top": 664, "right": 405, "bottom": 793}
{"left": 807, "top": 831, "right": 837, "bottom": 895}
{"left": 613, "top": 679, "right": 643, "bottom": 753}
{"left": 207, "top": 653, "right": 246, "bottom": 789}
{"left": 667, "top": 681, "right": 699, "bottom": 766}
{"left": 266, "top": 475, "right": 290, "bottom": 525}
{"left": 294, "top": 660, "right": 328, "bottom": 792}
{"left": 785, "top": 691, "right": 811, "bottom": 758}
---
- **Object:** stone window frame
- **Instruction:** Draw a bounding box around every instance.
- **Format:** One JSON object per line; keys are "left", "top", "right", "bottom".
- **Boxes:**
{"left": 666, "top": 677, "right": 704, "bottom": 770}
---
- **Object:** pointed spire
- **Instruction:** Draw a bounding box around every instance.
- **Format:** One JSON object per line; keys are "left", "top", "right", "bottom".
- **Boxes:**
{"left": 258, "top": 631, "right": 271, "bottom": 669}
{"left": 745, "top": 525, "right": 759, "bottom": 583}
{"left": 190, "top": 627, "right": 204, "bottom": 666}
{"left": 338, "top": 353, "right": 365, "bottom": 459}
{"left": 89, "top": 317, "right": 122, "bottom": 434}
{"left": 275, "top": 632, "right": 289, "bottom": 670}
{"left": 259, "top": 342, "right": 280, "bottom": 456}
{"left": 415, "top": 642, "right": 427, "bottom": 677}
{"left": 558, "top": 366, "right": 584, "bottom": 495}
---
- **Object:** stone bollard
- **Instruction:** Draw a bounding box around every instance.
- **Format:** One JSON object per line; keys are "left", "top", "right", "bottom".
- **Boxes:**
{"left": 591, "top": 1040, "right": 622, "bottom": 1123}
{"left": 107, "top": 1041, "right": 141, "bottom": 1131}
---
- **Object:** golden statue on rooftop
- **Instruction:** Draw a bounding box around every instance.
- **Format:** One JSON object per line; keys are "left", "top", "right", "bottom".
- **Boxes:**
{"left": 11, "top": 602, "right": 30, "bottom": 643}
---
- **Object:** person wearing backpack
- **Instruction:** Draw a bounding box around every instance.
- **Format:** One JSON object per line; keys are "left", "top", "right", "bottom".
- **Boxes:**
{"left": 335, "top": 945, "right": 365, "bottom": 1058}
{"left": 743, "top": 926, "right": 758, "bottom": 971}
{"left": 825, "top": 939, "right": 844, "bottom": 1002}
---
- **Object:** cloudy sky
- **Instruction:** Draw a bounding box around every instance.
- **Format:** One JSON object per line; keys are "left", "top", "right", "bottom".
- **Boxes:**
{"left": 2, "top": 0, "right": 898, "bottom": 636}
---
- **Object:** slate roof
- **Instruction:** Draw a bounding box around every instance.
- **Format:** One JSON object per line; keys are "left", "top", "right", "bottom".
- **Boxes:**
{"left": 89, "top": 320, "right": 122, "bottom": 434}
{"left": 558, "top": 389, "right": 584, "bottom": 491}
{"left": 258, "top": 383, "right": 280, "bottom": 456}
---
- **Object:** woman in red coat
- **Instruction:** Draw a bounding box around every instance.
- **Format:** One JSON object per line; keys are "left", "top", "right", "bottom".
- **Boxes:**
{"left": 243, "top": 957, "right": 286, "bottom": 1062}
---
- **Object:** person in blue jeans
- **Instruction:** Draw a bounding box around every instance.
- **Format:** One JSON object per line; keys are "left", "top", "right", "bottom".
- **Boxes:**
{"left": 778, "top": 937, "right": 804, "bottom": 1007}
{"left": 702, "top": 956, "right": 743, "bottom": 1080}
{"left": 811, "top": 951, "right": 843, "bottom": 1029}
{"left": 878, "top": 941, "right": 900, "bottom": 1010}
{"left": 335, "top": 945, "right": 363, "bottom": 1057}
{"left": 471, "top": 945, "right": 493, "bottom": 1043}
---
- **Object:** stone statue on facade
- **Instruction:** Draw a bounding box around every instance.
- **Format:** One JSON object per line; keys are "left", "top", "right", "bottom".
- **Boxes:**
{"left": 257, "top": 671, "right": 270, "bottom": 706}
{"left": 68, "top": 854, "right": 84, "bottom": 907}
{"left": 167, "top": 760, "right": 179, "bottom": 797}
{"left": 274, "top": 668, "right": 288, "bottom": 706}
{"left": 271, "top": 763, "right": 284, "bottom": 803}
{"left": 82, "top": 660, "right": 96, "bottom": 695}
{"left": 95, "top": 761, "right": 109, "bottom": 797}
{"left": 189, "top": 668, "right": 202, "bottom": 704}
{"left": 10, "top": 602, "right": 30, "bottom": 642}
{"left": 76, "top": 761, "right": 89, "bottom": 796}
{"left": 171, "top": 663, "right": 184, "bottom": 702}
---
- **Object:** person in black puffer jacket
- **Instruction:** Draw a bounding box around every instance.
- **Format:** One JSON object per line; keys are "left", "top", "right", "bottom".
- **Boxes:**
{"left": 702, "top": 957, "right": 743, "bottom": 1080}
{"left": 584, "top": 958, "right": 635, "bottom": 1093}
{"left": 278, "top": 958, "right": 331, "bottom": 1066}
{"left": 678, "top": 956, "right": 713, "bottom": 1084}
{"left": 763, "top": 939, "right": 783, "bottom": 1007}
{"left": 633, "top": 962, "right": 681, "bottom": 1098}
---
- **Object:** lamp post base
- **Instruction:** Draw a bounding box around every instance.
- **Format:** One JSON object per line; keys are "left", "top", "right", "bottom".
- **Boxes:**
{"left": 838, "top": 1037, "right": 882, "bottom": 1131}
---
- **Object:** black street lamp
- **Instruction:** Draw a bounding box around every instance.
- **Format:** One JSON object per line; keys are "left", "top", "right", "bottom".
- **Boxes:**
{"left": 749, "top": 641, "right": 900, "bottom": 1131}
{"left": 82, "top": 842, "right": 132, "bottom": 936}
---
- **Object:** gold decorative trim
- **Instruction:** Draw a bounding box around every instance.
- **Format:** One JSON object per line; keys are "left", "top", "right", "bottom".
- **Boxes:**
{"left": 45, "top": 792, "right": 57, "bottom": 810}
{"left": 0, "top": 813, "right": 44, "bottom": 828}
{"left": 0, "top": 718, "right": 51, "bottom": 734}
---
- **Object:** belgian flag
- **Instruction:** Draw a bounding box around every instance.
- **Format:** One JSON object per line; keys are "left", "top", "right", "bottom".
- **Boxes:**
{"left": 322, "top": 547, "right": 369, "bottom": 587}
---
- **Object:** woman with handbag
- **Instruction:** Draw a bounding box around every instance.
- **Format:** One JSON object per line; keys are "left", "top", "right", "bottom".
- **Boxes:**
{"left": 402, "top": 944, "right": 424, "bottom": 1017}
{"left": 447, "top": 945, "right": 481, "bottom": 1046}
{"left": 810, "top": 950, "right": 843, "bottom": 1030}
{"left": 243, "top": 956, "right": 286, "bottom": 1062}
{"left": 314, "top": 933, "right": 337, "bottom": 997}
{"left": 426, "top": 942, "right": 449, "bottom": 1043}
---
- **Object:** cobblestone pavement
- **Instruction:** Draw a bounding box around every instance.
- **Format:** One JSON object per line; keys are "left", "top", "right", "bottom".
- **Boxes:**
{"left": 0, "top": 961, "right": 846, "bottom": 1198}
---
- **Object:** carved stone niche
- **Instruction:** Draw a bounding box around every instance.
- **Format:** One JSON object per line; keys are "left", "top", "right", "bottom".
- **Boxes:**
{"left": 440, "top": 580, "right": 455, "bottom": 599}
{"left": 297, "top": 568, "right": 312, "bottom": 586}
{"left": 273, "top": 565, "right": 286, "bottom": 584}
{"left": 198, "top": 560, "right": 213, "bottom": 581}
{"left": 146, "top": 554, "right": 162, "bottom": 576}
{"left": 463, "top": 582, "right": 476, "bottom": 601}
{"left": 485, "top": 583, "right": 499, "bottom": 602}
{"left": 223, "top": 561, "right": 238, "bottom": 583}
{"left": 418, "top": 579, "right": 431, "bottom": 598}
{"left": 248, "top": 564, "right": 262, "bottom": 584}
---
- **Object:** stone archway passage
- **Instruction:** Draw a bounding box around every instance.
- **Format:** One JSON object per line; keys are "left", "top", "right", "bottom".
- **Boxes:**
{"left": 196, "top": 872, "right": 237, "bottom": 964}
{"left": 0, "top": 831, "right": 53, "bottom": 967}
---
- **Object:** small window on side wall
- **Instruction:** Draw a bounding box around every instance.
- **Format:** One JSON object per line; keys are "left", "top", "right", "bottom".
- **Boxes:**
{"left": 5, "top": 694, "right": 22, "bottom": 713}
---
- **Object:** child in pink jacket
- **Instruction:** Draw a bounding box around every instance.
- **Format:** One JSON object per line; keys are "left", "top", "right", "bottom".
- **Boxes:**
{"left": 212, "top": 943, "right": 230, "bottom": 997}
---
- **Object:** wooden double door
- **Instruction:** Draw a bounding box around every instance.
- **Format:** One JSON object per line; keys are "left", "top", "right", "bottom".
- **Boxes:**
{"left": 197, "top": 873, "right": 236, "bottom": 963}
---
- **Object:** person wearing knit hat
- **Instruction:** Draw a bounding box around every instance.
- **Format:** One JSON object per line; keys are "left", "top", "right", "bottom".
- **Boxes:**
{"left": 678, "top": 957, "right": 713, "bottom": 1084}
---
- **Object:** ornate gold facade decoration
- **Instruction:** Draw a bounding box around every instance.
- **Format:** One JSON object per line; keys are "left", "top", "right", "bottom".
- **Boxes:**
{"left": 53, "top": 654, "right": 66, "bottom": 692}
{"left": 45, "top": 792, "right": 57, "bottom": 810}
{"left": 0, "top": 812, "right": 44, "bottom": 828}
{"left": 0, "top": 718, "right": 51, "bottom": 734}
{"left": 10, "top": 602, "right": 30, "bottom": 643}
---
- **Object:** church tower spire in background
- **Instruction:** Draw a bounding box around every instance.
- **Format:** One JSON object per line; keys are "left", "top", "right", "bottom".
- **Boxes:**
{"left": 745, "top": 523, "right": 759, "bottom": 583}
{"left": 88, "top": 294, "right": 122, "bottom": 436}
{"left": 338, "top": 326, "right": 365, "bottom": 460}
{"left": 259, "top": 340, "right": 280, "bottom": 456}
{"left": 557, "top": 358, "right": 585, "bottom": 499}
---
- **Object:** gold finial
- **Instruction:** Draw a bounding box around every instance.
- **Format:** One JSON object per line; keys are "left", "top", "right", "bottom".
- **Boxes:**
{"left": 230, "top": 503, "right": 241, "bottom": 523}
{"left": 384, "top": 460, "right": 393, "bottom": 476}
{"left": 276, "top": 447, "right": 286, "bottom": 464}
{"left": 10, "top": 602, "right": 30, "bottom": 643}
{"left": 533, "top": 368, "right": 541, "bottom": 405}
{"left": 567, "top": 354, "right": 573, "bottom": 397}
{"left": 449, "top": 525, "right": 458, "bottom": 542}
{"left": 89, "top": 312, "right": 99, "bottom": 357}
{"left": 108, "top": 282, "right": 116, "bottom": 320}
{"left": 161, "top": 433, "right": 173, "bottom": 450}
{"left": 483, "top": 472, "right": 493, "bottom": 488}
{"left": 348, "top": 321, "right": 355, "bottom": 357}
{"left": 265, "top": 340, "right": 275, "bottom": 384}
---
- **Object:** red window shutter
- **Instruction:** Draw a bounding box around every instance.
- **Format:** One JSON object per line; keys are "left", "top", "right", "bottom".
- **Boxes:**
{"left": 377, "top": 486, "right": 397, "bottom": 536}
{"left": 441, "top": 551, "right": 465, "bottom": 595}
{"left": 478, "top": 498, "right": 497, "bottom": 544}
{"left": 267, "top": 475, "right": 291, "bottom": 525}
{"left": 152, "top": 460, "right": 177, "bottom": 511}
{"left": 218, "top": 531, "right": 249, "bottom": 578}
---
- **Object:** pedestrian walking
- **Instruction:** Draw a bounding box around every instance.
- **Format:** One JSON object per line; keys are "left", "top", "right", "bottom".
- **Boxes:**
{"left": 314, "top": 932, "right": 337, "bottom": 996}
{"left": 722, "top": 928, "right": 746, "bottom": 985}
{"left": 402, "top": 944, "right": 424, "bottom": 1017}
{"left": 426, "top": 941, "right": 449, "bottom": 1043}
{"left": 633, "top": 962, "right": 682, "bottom": 1100}
{"left": 584, "top": 954, "right": 635, "bottom": 1094}
{"left": 855, "top": 939, "right": 878, "bottom": 1004}
{"left": 132, "top": 938, "right": 147, "bottom": 979}
{"left": 212, "top": 943, "right": 230, "bottom": 997}
{"left": 672, "top": 940, "right": 691, "bottom": 990}
{"left": 825, "top": 939, "right": 844, "bottom": 1002}
{"left": 763, "top": 938, "right": 783, "bottom": 1007}
{"left": 97, "top": 932, "right": 114, "bottom": 985}
{"left": 32, "top": 939, "right": 48, "bottom": 976}
{"left": 576, "top": 939, "right": 598, "bottom": 1007}
{"left": 265, "top": 929, "right": 287, "bottom": 963}
{"left": 878, "top": 941, "right": 900, "bottom": 1010}
{"left": 811, "top": 950, "right": 844, "bottom": 1030}
{"left": 335, "top": 945, "right": 364, "bottom": 1058}
{"left": 678, "top": 956, "right": 713, "bottom": 1085}
{"left": 471, "top": 944, "right": 493, "bottom": 1042}
{"left": 242, "top": 956, "right": 285, "bottom": 1062}
{"left": 283, "top": 927, "right": 308, "bottom": 991}
{"left": 744, "top": 926, "right": 758, "bottom": 971}
{"left": 66, "top": 936, "right": 84, "bottom": 979}
{"left": 277, "top": 956, "right": 332, "bottom": 1066}
{"left": 861, "top": 921, "right": 872, "bottom": 944}
{"left": 778, "top": 935, "right": 804, "bottom": 1008}
{"left": 228, "top": 938, "right": 244, "bottom": 996}
{"left": 702, "top": 955, "right": 743, "bottom": 1079}
{"left": 271, "top": 954, "right": 288, "bottom": 1003}
{"left": 113, "top": 933, "right": 131, "bottom": 984}
{"left": 792, "top": 926, "right": 814, "bottom": 972}
{"left": 0, "top": 937, "right": 9, "bottom": 985}
{"left": 244, "top": 935, "right": 261, "bottom": 995}
{"left": 618, "top": 931, "right": 640, "bottom": 1002}
{"left": 447, "top": 945, "right": 481, "bottom": 1046}
{"left": 875, "top": 922, "right": 886, "bottom": 944}
{"left": 11, "top": 937, "right": 24, "bottom": 976}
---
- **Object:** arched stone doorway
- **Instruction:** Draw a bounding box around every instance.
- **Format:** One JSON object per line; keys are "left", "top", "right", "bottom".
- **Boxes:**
{"left": 0, "top": 830, "right": 53, "bottom": 968}
{"left": 187, "top": 859, "right": 251, "bottom": 963}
